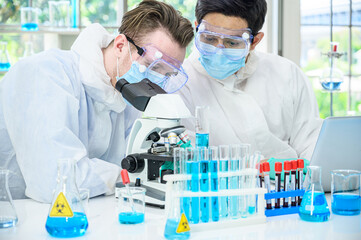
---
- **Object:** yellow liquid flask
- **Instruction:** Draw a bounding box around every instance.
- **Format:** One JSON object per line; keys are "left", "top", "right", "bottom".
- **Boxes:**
{"left": 45, "top": 159, "right": 88, "bottom": 237}
{"left": 0, "top": 170, "right": 18, "bottom": 228}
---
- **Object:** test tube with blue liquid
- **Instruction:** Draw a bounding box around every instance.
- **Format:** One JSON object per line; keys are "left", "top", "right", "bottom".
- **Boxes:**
{"left": 219, "top": 145, "right": 229, "bottom": 219}
{"left": 209, "top": 146, "right": 219, "bottom": 222}
{"left": 195, "top": 106, "right": 210, "bottom": 148}
{"left": 199, "top": 147, "right": 210, "bottom": 223}
{"left": 187, "top": 148, "right": 200, "bottom": 223}
{"left": 238, "top": 144, "right": 250, "bottom": 217}
{"left": 229, "top": 145, "right": 240, "bottom": 218}
{"left": 183, "top": 148, "right": 192, "bottom": 220}
{"left": 248, "top": 151, "right": 261, "bottom": 215}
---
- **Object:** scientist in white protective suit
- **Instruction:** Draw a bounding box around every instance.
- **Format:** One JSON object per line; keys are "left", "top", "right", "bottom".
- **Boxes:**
{"left": 179, "top": 0, "right": 323, "bottom": 169}
{"left": 0, "top": 0, "right": 194, "bottom": 203}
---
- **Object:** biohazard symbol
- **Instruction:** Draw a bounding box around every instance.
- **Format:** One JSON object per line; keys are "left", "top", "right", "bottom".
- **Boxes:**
{"left": 176, "top": 213, "right": 190, "bottom": 233}
{"left": 49, "top": 192, "right": 74, "bottom": 217}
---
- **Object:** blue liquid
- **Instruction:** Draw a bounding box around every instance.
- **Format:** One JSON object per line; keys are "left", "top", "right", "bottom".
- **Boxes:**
{"left": 45, "top": 212, "right": 88, "bottom": 237}
{"left": 164, "top": 219, "right": 190, "bottom": 240}
{"left": 200, "top": 160, "right": 209, "bottom": 223}
{"left": 219, "top": 159, "right": 228, "bottom": 218}
{"left": 190, "top": 161, "right": 199, "bottom": 224}
{"left": 248, "top": 206, "right": 256, "bottom": 215}
{"left": 210, "top": 161, "right": 219, "bottom": 222}
{"left": 21, "top": 23, "right": 39, "bottom": 31}
{"left": 0, "top": 217, "right": 17, "bottom": 228}
{"left": 299, "top": 191, "right": 330, "bottom": 222}
{"left": 229, "top": 159, "right": 239, "bottom": 218}
{"left": 0, "top": 62, "right": 11, "bottom": 71}
{"left": 321, "top": 81, "right": 342, "bottom": 91}
{"left": 332, "top": 194, "right": 361, "bottom": 215}
{"left": 118, "top": 212, "right": 144, "bottom": 224}
{"left": 196, "top": 133, "right": 209, "bottom": 148}
{"left": 183, "top": 162, "right": 192, "bottom": 220}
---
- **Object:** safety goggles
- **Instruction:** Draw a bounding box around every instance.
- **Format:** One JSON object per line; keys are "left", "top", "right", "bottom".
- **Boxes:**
{"left": 195, "top": 20, "right": 253, "bottom": 61}
{"left": 126, "top": 36, "right": 188, "bottom": 94}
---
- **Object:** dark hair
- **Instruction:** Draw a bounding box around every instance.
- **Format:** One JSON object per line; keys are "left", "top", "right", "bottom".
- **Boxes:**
{"left": 195, "top": 0, "right": 267, "bottom": 35}
{"left": 119, "top": 0, "right": 194, "bottom": 48}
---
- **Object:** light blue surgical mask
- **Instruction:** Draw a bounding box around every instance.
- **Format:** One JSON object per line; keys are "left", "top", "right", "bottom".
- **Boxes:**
{"left": 198, "top": 44, "right": 247, "bottom": 80}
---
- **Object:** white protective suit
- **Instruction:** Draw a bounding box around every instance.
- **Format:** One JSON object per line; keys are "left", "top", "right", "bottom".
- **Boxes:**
{"left": 0, "top": 24, "right": 139, "bottom": 203}
{"left": 179, "top": 49, "right": 323, "bottom": 160}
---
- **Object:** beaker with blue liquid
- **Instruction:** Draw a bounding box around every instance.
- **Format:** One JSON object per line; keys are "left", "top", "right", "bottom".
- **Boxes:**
{"left": 20, "top": 7, "right": 39, "bottom": 31}
{"left": 45, "top": 159, "right": 88, "bottom": 237}
{"left": 331, "top": 170, "right": 361, "bottom": 216}
{"left": 118, "top": 187, "right": 146, "bottom": 224}
{"left": 0, "top": 42, "right": 11, "bottom": 72}
{"left": 299, "top": 166, "right": 330, "bottom": 222}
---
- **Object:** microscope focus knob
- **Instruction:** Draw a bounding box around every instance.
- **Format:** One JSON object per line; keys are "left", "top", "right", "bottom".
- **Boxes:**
{"left": 121, "top": 154, "right": 145, "bottom": 173}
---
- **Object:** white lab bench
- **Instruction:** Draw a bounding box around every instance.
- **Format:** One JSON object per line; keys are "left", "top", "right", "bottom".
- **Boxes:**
{"left": 0, "top": 194, "right": 360, "bottom": 240}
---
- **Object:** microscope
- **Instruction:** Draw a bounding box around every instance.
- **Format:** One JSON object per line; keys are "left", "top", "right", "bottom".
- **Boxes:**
{"left": 115, "top": 78, "right": 192, "bottom": 208}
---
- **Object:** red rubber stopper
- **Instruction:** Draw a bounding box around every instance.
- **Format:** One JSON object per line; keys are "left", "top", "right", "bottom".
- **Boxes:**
{"left": 284, "top": 161, "right": 291, "bottom": 172}
{"left": 297, "top": 159, "right": 304, "bottom": 169}
{"left": 275, "top": 162, "right": 282, "bottom": 172}
{"left": 263, "top": 162, "right": 270, "bottom": 172}
{"left": 291, "top": 160, "right": 297, "bottom": 170}
{"left": 121, "top": 169, "right": 130, "bottom": 185}
{"left": 333, "top": 44, "right": 337, "bottom": 52}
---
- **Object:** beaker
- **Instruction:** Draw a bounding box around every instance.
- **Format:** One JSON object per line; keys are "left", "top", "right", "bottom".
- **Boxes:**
{"left": 49, "top": 1, "right": 70, "bottom": 28}
{"left": 299, "top": 166, "right": 330, "bottom": 222}
{"left": 0, "top": 170, "right": 18, "bottom": 228}
{"left": 331, "top": 170, "right": 361, "bottom": 216}
{"left": 45, "top": 159, "right": 88, "bottom": 237}
{"left": 23, "top": 41, "right": 35, "bottom": 58}
{"left": 164, "top": 182, "right": 190, "bottom": 240}
{"left": 20, "top": 7, "right": 39, "bottom": 31}
{"left": 0, "top": 42, "right": 11, "bottom": 71}
{"left": 118, "top": 187, "right": 146, "bottom": 224}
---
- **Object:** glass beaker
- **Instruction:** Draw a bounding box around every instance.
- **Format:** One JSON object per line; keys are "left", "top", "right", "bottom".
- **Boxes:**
{"left": 45, "top": 159, "right": 88, "bottom": 237}
{"left": 0, "top": 42, "right": 11, "bottom": 71}
{"left": 164, "top": 182, "right": 190, "bottom": 240}
{"left": 20, "top": 7, "right": 39, "bottom": 31}
{"left": 299, "top": 166, "right": 330, "bottom": 222}
{"left": 23, "top": 41, "right": 35, "bottom": 58}
{"left": 118, "top": 187, "right": 146, "bottom": 224}
{"left": 0, "top": 170, "right": 18, "bottom": 228}
{"left": 49, "top": 1, "right": 70, "bottom": 28}
{"left": 331, "top": 170, "right": 361, "bottom": 216}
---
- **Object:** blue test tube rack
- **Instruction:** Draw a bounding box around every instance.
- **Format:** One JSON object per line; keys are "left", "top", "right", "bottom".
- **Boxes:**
{"left": 264, "top": 189, "right": 305, "bottom": 217}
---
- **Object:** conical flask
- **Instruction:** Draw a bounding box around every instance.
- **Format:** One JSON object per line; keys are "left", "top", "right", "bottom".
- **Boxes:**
{"left": 164, "top": 182, "right": 190, "bottom": 240}
{"left": 23, "top": 41, "right": 35, "bottom": 58}
{"left": 0, "top": 42, "right": 11, "bottom": 71}
{"left": 0, "top": 170, "right": 18, "bottom": 228}
{"left": 45, "top": 159, "right": 88, "bottom": 237}
{"left": 299, "top": 166, "right": 330, "bottom": 222}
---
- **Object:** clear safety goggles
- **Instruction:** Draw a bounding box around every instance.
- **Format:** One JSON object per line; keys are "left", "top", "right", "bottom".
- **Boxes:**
{"left": 126, "top": 36, "right": 188, "bottom": 93}
{"left": 195, "top": 20, "right": 253, "bottom": 60}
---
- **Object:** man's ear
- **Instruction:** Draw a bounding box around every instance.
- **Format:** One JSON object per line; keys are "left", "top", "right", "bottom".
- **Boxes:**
{"left": 250, "top": 32, "right": 264, "bottom": 51}
{"left": 113, "top": 34, "right": 128, "bottom": 58}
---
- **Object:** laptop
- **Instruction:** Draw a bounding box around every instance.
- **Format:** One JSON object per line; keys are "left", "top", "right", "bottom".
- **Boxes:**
{"left": 310, "top": 116, "right": 361, "bottom": 192}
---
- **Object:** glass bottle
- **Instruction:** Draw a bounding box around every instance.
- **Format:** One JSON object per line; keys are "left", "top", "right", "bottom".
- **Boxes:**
{"left": 0, "top": 42, "right": 11, "bottom": 71}
{"left": 164, "top": 182, "right": 190, "bottom": 240}
{"left": 45, "top": 159, "right": 88, "bottom": 237}
{"left": 0, "top": 170, "right": 18, "bottom": 228}
{"left": 299, "top": 166, "right": 330, "bottom": 222}
{"left": 320, "top": 42, "right": 344, "bottom": 92}
{"left": 23, "top": 41, "right": 35, "bottom": 58}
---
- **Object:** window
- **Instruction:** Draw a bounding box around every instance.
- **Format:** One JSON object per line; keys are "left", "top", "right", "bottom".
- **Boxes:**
{"left": 301, "top": 0, "right": 361, "bottom": 118}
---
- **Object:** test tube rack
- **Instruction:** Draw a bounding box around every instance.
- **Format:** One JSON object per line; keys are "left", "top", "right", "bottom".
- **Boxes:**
{"left": 164, "top": 169, "right": 267, "bottom": 232}
{"left": 264, "top": 189, "right": 305, "bottom": 217}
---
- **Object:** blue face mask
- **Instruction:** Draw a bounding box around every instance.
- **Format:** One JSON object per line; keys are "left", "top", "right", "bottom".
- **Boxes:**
{"left": 198, "top": 42, "right": 248, "bottom": 80}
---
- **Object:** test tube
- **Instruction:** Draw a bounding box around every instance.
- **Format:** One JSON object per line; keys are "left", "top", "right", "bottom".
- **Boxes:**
{"left": 195, "top": 106, "right": 210, "bottom": 148}
{"left": 229, "top": 145, "right": 240, "bottom": 219}
{"left": 257, "top": 163, "right": 263, "bottom": 188}
{"left": 184, "top": 148, "right": 193, "bottom": 222}
{"left": 297, "top": 159, "right": 304, "bottom": 205}
{"left": 190, "top": 148, "right": 200, "bottom": 223}
{"left": 174, "top": 148, "right": 188, "bottom": 219}
{"left": 283, "top": 161, "right": 291, "bottom": 208}
{"left": 291, "top": 160, "right": 297, "bottom": 207}
{"left": 219, "top": 145, "right": 229, "bottom": 219}
{"left": 263, "top": 162, "right": 272, "bottom": 209}
{"left": 275, "top": 162, "right": 282, "bottom": 208}
{"left": 199, "top": 147, "right": 210, "bottom": 223}
{"left": 239, "top": 144, "right": 250, "bottom": 217}
{"left": 248, "top": 150, "right": 260, "bottom": 215}
{"left": 209, "top": 146, "right": 219, "bottom": 222}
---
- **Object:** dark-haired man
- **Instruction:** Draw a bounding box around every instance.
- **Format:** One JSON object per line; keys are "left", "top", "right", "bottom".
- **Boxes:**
{"left": 0, "top": 0, "right": 194, "bottom": 203}
{"left": 180, "top": 0, "right": 322, "bottom": 164}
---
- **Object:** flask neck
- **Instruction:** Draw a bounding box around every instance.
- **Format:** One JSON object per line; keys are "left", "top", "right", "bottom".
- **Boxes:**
{"left": 57, "top": 159, "right": 77, "bottom": 192}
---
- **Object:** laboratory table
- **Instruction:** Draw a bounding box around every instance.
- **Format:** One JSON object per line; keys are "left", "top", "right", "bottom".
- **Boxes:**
{"left": 0, "top": 194, "right": 360, "bottom": 240}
